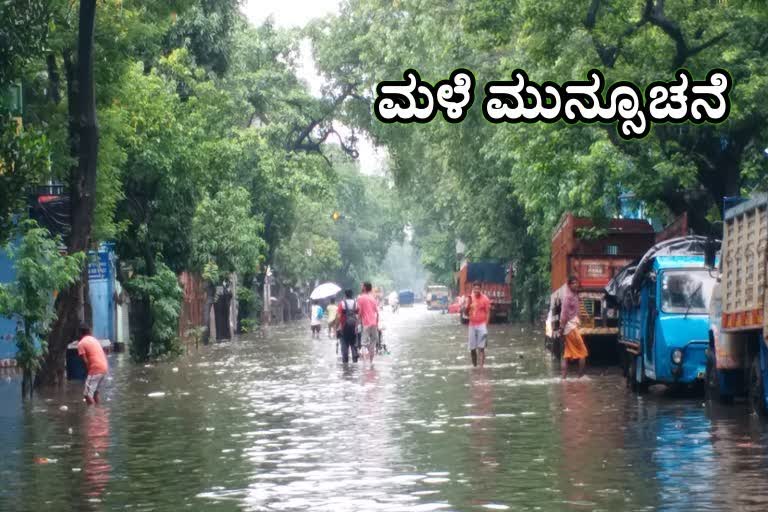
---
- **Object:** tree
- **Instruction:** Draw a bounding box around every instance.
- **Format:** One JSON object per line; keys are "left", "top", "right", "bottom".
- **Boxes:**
{"left": 0, "top": 1, "right": 51, "bottom": 86}
{"left": 0, "top": 221, "right": 84, "bottom": 398}
{"left": 273, "top": 199, "right": 342, "bottom": 288}
{"left": 312, "top": 0, "right": 768, "bottom": 321}
{"left": 0, "top": 121, "right": 50, "bottom": 244}
{"left": 124, "top": 262, "right": 182, "bottom": 362}
{"left": 191, "top": 185, "right": 267, "bottom": 340}
{"left": 38, "top": 0, "right": 99, "bottom": 386}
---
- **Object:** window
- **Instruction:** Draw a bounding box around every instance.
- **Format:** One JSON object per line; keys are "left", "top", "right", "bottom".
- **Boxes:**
{"left": 660, "top": 270, "right": 715, "bottom": 315}
{"left": 606, "top": 244, "right": 619, "bottom": 255}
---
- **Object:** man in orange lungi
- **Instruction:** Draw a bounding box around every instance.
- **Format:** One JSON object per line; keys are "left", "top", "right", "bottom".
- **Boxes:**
{"left": 560, "top": 276, "right": 588, "bottom": 379}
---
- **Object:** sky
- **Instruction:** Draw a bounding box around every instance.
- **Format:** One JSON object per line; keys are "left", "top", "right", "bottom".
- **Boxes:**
{"left": 240, "top": 0, "right": 386, "bottom": 175}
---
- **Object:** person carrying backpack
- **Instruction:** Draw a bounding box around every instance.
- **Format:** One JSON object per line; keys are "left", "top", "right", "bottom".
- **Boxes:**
{"left": 338, "top": 289, "right": 359, "bottom": 363}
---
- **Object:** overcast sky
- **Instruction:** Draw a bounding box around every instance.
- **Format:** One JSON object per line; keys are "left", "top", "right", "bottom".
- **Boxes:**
{"left": 241, "top": 0, "right": 385, "bottom": 174}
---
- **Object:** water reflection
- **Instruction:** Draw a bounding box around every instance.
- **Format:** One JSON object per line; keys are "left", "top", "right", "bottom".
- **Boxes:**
{"left": 82, "top": 406, "right": 111, "bottom": 503}
{"left": 2, "top": 308, "right": 768, "bottom": 511}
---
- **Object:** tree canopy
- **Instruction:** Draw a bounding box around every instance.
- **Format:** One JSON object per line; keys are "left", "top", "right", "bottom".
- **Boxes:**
{"left": 1, "top": 0, "right": 404, "bottom": 377}
{"left": 311, "top": 0, "right": 768, "bottom": 319}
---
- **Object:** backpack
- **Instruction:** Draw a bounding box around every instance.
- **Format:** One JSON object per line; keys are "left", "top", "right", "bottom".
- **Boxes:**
{"left": 314, "top": 305, "right": 324, "bottom": 320}
{"left": 342, "top": 299, "right": 358, "bottom": 328}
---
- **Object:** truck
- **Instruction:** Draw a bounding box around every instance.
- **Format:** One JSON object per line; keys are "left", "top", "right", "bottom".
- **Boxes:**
{"left": 545, "top": 213, "right": 655, "bottom": 360}
{"left": 706, "top": 194, "right": 768, "bottom": 413}
{"left": 456, "top": 261, "right": 512, "bottom": 323}
{"left": 398, "top": 289, "right": 415, "bottom": 307}
{"left": 607, "top": 236, "right": 718, "bottom": 392}
{"left": 425, "top": 285, "right": 451, "bottom": 310}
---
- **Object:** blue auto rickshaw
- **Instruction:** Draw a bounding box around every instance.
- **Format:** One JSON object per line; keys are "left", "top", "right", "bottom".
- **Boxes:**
{"left": 607, "top": 237, "right": 719, "bottom": 392}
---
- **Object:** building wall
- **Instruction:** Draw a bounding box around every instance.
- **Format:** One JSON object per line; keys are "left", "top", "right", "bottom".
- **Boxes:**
{"left": 0, "top": 241, "right": 18, "bottom": 364}
{"left": 178, "top": 271, "right": 206, "bottom": 340}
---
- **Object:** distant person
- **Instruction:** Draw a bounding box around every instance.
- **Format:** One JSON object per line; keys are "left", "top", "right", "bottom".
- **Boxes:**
{"left": 357, "top": 282, "right": 380, "bottom": 365}
{"left": 326, "top": 298, "right": 339, "bottom": 338}
{"left": 466, "top": 282, "right": 491, "bottom": 368}
{"left": 560, "top": 276, "right": 588, "bottom": 379}
{"left": 77, "top": 323, "right": 108, "bottom": 405}
{"left": 310, "top": 300, "right": 324, "bottom": 339}
{"left": 338, "top": 290, "right": 359, "bottom": 363}
{"left": 388, "top": 290, "right": 399, "bottom": 313}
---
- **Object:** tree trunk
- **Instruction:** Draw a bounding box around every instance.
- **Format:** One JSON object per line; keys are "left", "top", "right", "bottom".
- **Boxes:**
{"left": 131, "top": 295, "right": 153, "bottom": 361}
{"left": 202, "top": 282, "right": 215, "bottom": 343}
{"left": 46, "top": 53, "right": 61, "bottom": 104}
{"left": 22, "top": 369, "right": 33, "bottom": 400}
{"left": 37, "top": 1, "right": 99, "bottom": 388}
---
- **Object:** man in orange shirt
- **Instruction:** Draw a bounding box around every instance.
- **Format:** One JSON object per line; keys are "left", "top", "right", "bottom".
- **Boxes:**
{"left": 357, "top": 282, "right": 380, "bottom": 365}
{"left": 467, "top": 282, "right": 491, "bottom": 368}
{"left": 77, "top": 323, "right": 109, "bottom": 405}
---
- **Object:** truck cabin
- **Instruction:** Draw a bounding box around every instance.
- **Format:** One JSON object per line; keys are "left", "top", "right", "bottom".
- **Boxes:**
{"left": 426, "top": 285, "right": 450, "bottom": 310}
{"left": 615, "top": 239, "right": 719, "bottom": 389}
{"left": 549, "top": 214, "right": 655, "bottom": 331}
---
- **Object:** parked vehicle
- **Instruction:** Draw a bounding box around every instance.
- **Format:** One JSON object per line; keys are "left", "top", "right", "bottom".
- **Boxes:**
{"left": 456, "top": 261, "right": 512, "bottom": 323}
{"left": 425, "top": 285, "right": 450, "bottom": 310}
{"left": 607, "top": 236, "right": 718, "bottom": 392}
{"left": 398, "top": 289, "right": 415, "bottom": 307}
{"left": 545, "top": 213, "right": 655, "bottom": 360}
{"left": 706, "top": 194, "right": 768, "bottom": 414}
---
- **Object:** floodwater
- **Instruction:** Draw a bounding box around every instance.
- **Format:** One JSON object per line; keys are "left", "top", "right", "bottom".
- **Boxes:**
{"left": 3, "top": 306, "right": 768, "bottom": 512}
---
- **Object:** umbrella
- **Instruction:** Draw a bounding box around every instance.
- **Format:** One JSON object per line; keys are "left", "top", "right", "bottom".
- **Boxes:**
{"left": 310, "top": 282, "right": 341, "bottom": 300}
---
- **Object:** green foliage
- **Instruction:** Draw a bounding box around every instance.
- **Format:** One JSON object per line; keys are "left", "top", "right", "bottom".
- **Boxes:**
{"left": 329, "top": 154, "right": 404, "bottom": 288}
{"left": 236, "top": 283, "right": 260, "bottom": 333}
{"left": 125, "top": 262, "right": 183, "bottom": 362}
{"left": 0, "top": 1, "right": 51, "bottom": 86}
{"left": 0, "top": 120, "right": 50, "bottom": 244}
{"left": 2, "top": 0, "right": 407, "bottom": 366}
{"left": 313, "top": 0, "right": 768, "bottom": 320}
{"left": 0, "top": 221, "right": 84, "bottom": 385}
{"left": 191, "top": 185, "right": 266, "bottom": 281}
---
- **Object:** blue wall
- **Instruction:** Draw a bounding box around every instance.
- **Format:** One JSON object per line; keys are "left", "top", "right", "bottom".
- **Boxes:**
{"left": 88, "top": 243, "right": 116, "bottom": 342}
{"left": 0, "top": 242, "right": 19, "bottom": 360}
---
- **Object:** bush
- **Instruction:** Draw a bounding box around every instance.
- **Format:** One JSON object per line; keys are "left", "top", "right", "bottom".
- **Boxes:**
{"left": 125, "top": 262, "right": 183, "bottom": 362}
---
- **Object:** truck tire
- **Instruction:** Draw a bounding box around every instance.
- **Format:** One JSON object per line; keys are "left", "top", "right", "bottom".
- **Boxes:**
{"left": 749, "top": 354, "right": 767, "bottom": 416}
{"left": 705, "top": 348, "right": 734, "bottom": 405}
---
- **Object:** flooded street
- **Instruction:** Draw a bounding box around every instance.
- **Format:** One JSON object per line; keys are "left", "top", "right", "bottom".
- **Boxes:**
{"left": 3, "top": 306, "right": 768, "bottom": 512}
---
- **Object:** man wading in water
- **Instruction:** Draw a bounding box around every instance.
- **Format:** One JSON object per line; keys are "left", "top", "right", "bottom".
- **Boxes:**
{"left": 560, "top": 276, "right": 589, "bottom": 378}
{"left": 338, "top": 289, "right": 359, "bottom": 363}
{"left": 467, "top": 282, "right": 491, "bottom": 368}
{"left": 357, "top": 282, "right": 380, "bottom": 366}
{"left": 77, "top": 323, "right": 109, "bottom": 405}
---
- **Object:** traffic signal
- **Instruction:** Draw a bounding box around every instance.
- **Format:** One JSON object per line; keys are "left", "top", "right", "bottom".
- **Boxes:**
{"left": 331, "top": 211, "right": 342, "bottom": 221}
